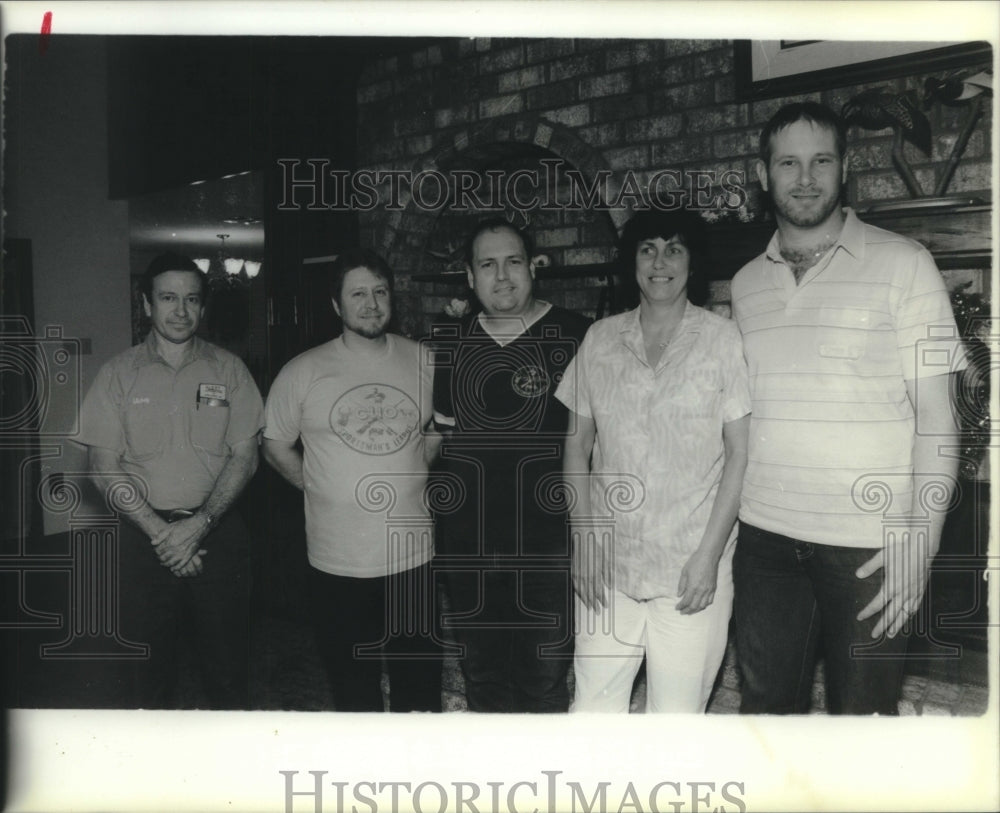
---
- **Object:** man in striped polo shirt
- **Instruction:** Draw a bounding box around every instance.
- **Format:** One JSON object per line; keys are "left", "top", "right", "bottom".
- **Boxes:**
{"left": 730, "top": 102, "right": 964, "bottom": 714}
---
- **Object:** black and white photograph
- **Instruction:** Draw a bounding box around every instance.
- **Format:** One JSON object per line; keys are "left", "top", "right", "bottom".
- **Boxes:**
{"left": 1, "top": 2, "right": 997, "bottom": 811}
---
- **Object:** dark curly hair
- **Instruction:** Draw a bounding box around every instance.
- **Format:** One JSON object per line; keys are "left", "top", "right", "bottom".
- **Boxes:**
{"left": 617, "top": 209, "right": 709, "bottom": 308}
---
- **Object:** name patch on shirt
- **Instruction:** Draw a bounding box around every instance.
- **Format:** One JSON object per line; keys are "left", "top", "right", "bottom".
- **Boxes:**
{"left": 198, "top": 382, "right": 229, "bottom": 407}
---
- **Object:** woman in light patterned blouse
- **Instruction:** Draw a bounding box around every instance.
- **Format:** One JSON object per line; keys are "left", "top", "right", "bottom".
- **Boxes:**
{"left": 555, "top": 209, "right": 750, "bottom": 712}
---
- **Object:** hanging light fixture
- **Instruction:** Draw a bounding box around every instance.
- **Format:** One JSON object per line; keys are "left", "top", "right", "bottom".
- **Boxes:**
{"left": 194, "top": 233, "right": 263, "bottom": 288}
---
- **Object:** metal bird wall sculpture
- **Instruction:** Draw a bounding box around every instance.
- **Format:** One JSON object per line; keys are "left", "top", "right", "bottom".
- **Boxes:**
{"left": 923, "top": 70, "right": 992, "bottom": 196}
{"left": 841, "top": 88, "right": 931, "bottom": 197}
{"left": 841, "top": 69, "right": 992, "bottom": 201}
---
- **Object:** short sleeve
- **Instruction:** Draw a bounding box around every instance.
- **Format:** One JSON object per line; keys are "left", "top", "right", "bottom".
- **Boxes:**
{"left": 77, "top": 361, "right": 125, "bottom": 453}
{"left": 224, "top": 358, "right": 265, "bottom": 445}
{"left": 431, "top": 336, "right": 456, "bottom": 427}
{"left": 554, "top": 326, "right": 593, "bottom": 419}
{"left": 895, "top": 247, "right": 967, "bottom": 381}
{"left": 263, "top": 361, "right": 305, "bottom": 442}
{"left": 720, "top": 321, "right": 751, "bottom": 423}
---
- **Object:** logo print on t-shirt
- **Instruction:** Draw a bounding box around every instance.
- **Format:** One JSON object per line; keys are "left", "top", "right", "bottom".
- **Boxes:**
{"left": 330, "top": 384, "right": 420, "bottom": 455}
{"left": 511, "top": 364, "right": 549, "bottom": 398}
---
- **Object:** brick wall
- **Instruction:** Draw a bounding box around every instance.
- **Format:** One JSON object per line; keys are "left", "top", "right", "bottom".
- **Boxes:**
{"left": 355, "top": 38, "right": 992, "bottom": 337}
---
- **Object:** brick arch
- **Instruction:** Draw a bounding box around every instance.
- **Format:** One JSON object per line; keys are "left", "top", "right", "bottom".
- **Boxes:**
{"left": 378, "top": 113, "right": 626, "bottom": 275}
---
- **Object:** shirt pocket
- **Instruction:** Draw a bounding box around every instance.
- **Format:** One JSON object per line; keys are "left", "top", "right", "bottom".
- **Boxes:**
{"left": 190, "top": 403, "right": 230, "bottom": 456}
{"left": 817, "top": 306, "right": 871, "bottom": 361}
{"left": 123, "top": 405, "right": 165, "bottom": 460}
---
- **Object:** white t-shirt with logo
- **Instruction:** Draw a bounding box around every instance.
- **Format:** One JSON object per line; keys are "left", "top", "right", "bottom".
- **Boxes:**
{"left": 264, "top": 334, "right": 434, "bottom": 577}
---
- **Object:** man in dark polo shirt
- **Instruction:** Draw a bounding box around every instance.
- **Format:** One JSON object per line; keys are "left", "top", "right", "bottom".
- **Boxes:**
{"left": 432, "top": 218, "right": 590, "bottom": 712}
{"left": 78, "top": 253, "right": 263, "bottom": 708}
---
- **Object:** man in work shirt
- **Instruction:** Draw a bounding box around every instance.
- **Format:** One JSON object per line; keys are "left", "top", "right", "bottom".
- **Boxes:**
{"left": 78, "top": 253, "right": 263, "bottom": 708}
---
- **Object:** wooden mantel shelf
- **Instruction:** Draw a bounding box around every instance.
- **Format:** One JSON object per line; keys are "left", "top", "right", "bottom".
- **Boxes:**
{"left": 709, "top": 204, "right": 993, "bottom": 279}
{"left": 862, "top": 203, "right": 992, "bottom": 270}
{"left": 412, "top": 203, "right": 991, "bottom": 284}
{"left": 706, "top": 203, "right": 991, "bottom": 278}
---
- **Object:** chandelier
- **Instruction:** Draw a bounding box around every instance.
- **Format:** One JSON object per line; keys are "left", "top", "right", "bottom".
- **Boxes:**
{"left": 194, "top": 234, "right": 262, "bottom": 288}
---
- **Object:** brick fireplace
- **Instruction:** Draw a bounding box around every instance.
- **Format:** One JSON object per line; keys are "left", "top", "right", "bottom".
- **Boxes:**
{"left": 354, "top": 38, "right": 992, "bottom": 338}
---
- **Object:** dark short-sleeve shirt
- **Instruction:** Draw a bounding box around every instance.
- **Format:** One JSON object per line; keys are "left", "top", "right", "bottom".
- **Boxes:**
{"left": 432, "top": 304, "right": 590, "bottom": 556}
{"left": 78, "top": 334, "right": 264, "bottom": 510}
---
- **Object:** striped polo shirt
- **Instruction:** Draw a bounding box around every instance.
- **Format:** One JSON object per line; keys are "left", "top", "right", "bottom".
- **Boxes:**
{"left": 731, "top": 208, "right": 965, "bottom": 548}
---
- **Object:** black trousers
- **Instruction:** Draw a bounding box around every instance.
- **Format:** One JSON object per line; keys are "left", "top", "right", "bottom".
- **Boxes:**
{"left": 443, "top": 565, "right": 573, "bottom": 713}
{"left": 308, "top": 562, "right": 443, "bottom": 712}
{"left": 117, "top": 511, "right": 251, "bottom": 709}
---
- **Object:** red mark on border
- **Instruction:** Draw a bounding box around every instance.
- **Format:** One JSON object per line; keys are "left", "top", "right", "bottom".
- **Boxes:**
{"left": 39, "top": 11, "right": 53, "bottom": 55}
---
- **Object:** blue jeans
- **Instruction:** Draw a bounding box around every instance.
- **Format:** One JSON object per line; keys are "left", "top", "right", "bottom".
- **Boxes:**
{"left": 733, "top": 523, "right": 909, "bottom": 715}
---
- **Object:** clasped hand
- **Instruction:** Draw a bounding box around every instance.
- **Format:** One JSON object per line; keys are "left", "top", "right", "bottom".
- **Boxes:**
{"left": 151, "top": 515, "right": 209, "bottom": 577}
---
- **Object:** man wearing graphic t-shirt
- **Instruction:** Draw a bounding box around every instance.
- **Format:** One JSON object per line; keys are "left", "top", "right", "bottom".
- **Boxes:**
{"left": 264, "top": 248, "right": 443, "bottom": 711}
{"left": 432, "top": 219, "right": 590, "bottom": 712}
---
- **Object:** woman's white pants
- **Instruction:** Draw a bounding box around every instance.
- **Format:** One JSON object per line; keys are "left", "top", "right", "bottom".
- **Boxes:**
{"left": 571, "top": 577, "right": 733, "bottom": 713}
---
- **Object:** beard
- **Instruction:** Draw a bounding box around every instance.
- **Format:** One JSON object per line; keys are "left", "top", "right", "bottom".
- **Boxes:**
{"left": 352, "top": 324, "right": 385, "bottom": 339}
{"left": 770, "top": 184, "right": 843, "bottom": 229}
{"left": 345, "top": 312, "right": 389, "bottom": 339}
